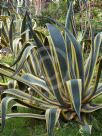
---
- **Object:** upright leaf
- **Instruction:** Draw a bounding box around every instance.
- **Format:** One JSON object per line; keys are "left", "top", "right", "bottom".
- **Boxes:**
{"left": 66, "top": 79, "right": 82, "bottom": 119}
{"left": 9, "top": 18, "right": 14, "bottom": 52}
{"left": 45, "top": 108, "right": 61, "bottom": 136}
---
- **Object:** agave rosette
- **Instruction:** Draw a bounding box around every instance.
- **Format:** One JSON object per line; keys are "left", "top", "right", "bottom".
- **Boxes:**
{"left": 0, "top": 2, "right": 102, "bottom": 136}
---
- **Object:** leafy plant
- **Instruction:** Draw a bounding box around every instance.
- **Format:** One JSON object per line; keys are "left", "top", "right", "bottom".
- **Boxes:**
{"left": 0, "top": 2, "right": 102, "bottom": 136}
{"left": 0, "top": 11, "right": 44, "bottom": 97}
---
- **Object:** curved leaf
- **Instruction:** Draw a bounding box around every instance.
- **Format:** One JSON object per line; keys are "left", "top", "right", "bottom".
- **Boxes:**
{"left": 0, "top": 97, "right": 15, "bottom": 131}
{"left": 22, "top": 73, "right": 54, "bottom": 97}
{"left": 81, "top": 103, "right": 102, "bottom": 113}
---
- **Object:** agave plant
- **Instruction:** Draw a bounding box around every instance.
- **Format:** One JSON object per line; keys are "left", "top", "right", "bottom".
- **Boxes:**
{"left": 0, "top": 9, "right": 45, "bottom": 94}
{"left": 0, "top": 2, "right": 102, "bottom": 136}
{"left": 9, "top": 12, "right": 45, "bottom": 79}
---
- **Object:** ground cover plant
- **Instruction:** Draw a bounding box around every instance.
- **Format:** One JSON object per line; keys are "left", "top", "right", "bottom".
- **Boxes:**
{"left": 0, "top": 1, "right": 102, "bottom": 136}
